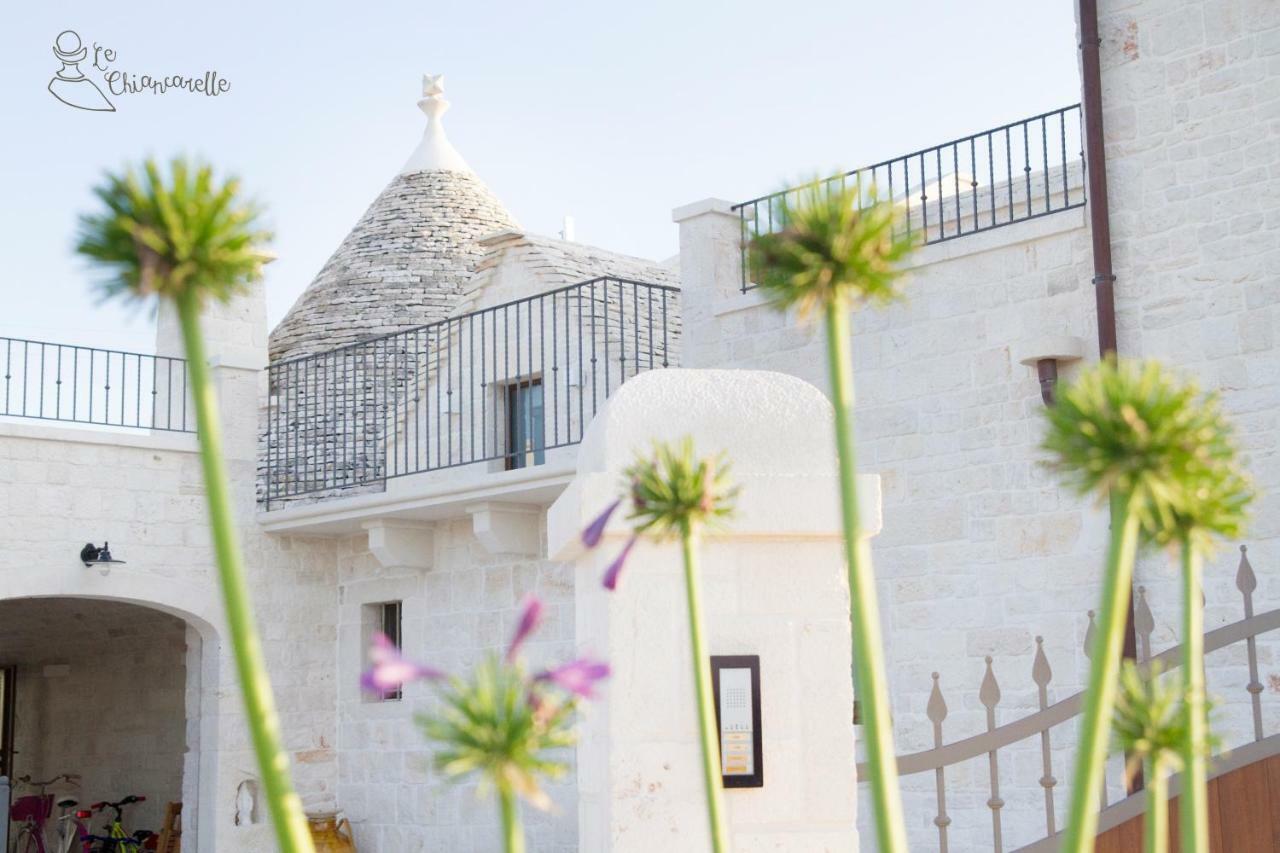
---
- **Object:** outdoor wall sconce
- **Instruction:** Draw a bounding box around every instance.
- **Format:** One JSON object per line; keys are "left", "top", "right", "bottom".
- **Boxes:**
{"left": 1012, "top": 336, "right": 1085, "bottom": 407}
{"left": 80, "top": 541, "right": 126, "bottom": 569}
{"left": 711, "top": 655, "right": 763, "bottom": 788}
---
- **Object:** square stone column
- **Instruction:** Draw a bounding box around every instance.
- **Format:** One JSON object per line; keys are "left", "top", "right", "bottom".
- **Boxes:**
{"left": 672, "top": 199, "right": 746, "bottom": 368}
{"left": 549, "top": 368, "right": 878, "bottom": 851}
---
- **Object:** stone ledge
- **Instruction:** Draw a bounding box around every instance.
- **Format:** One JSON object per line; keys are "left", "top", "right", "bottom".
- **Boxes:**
{"left": 0, "top": 420, "right": 199, "bottom": 453}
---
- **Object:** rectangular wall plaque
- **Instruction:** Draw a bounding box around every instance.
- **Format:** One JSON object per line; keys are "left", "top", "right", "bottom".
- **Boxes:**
{"left": 711, "top": 654, "right": 763, "bottom": 788}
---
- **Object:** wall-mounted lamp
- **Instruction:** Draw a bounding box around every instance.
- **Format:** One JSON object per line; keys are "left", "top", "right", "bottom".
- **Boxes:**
{"left": 80, "top": 542, "right": 126, "bottom": 570}
{"left": 1012, "top": 336, "right": 1085, "bottom": 407}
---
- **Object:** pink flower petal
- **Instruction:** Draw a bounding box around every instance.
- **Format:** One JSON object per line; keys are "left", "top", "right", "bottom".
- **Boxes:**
{"left": 360, "top": 631, "right": 444, "bottom": 695}
{"left": 582, "top": 498, "right": 622, "bottom": 549}
{"left": 602, "top": 535, "right": 638, "bottom": 591}
{"left": 536, "top": 657, "right": 611, "bottom": 699}
{"left": 507, "top": 596, "right": 544, "bottom": 661}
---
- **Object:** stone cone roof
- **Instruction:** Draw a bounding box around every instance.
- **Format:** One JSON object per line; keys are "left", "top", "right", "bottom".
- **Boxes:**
{"left": 269, "top": 170, "right": 517, "bottom": 361}
{"left": 269, "top": 76, "right": 517, "bottom": 362}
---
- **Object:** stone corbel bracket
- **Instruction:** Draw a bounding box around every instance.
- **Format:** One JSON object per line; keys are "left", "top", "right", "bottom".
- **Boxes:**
{"left": 362, "top": 519, "right": 435, "bottom": 571}
{"left": 466, "top": 502, "right": 542, "bottom": 556}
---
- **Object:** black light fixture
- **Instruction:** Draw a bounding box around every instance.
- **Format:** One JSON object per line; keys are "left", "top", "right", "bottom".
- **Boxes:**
{"left": 80, "top": 542, "right": 126, "bottom": 568}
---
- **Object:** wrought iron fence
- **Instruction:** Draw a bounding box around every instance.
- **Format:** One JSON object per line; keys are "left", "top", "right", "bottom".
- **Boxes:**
{"left": 0, "top": 336, "right": 191, "bottom": 431}
{"left": 734, "top": 104, "right": 1085, "bottom": 291}
{"left": 263, "top": 276, "right": 680, "bottom": 507}
{"left": 866, "top": 545, "right": 1277, "bottom": 853}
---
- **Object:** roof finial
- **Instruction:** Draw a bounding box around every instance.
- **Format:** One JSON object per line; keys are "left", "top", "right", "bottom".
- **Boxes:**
{"left": 400, "top": 73, "right": 471, "bottom": 175}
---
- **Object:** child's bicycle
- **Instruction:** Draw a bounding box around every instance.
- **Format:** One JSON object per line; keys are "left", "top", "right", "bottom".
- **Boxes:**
{"left": 83, "top": 797, "right": 155, "bottom": 852}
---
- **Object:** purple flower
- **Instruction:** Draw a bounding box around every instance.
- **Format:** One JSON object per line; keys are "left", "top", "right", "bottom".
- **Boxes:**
{"left": 507, "top": 596, "right": 543, "bottom": 662}
{"left": 602, "top": 535, "right": 638, "bottom": 591}
{"left": 360, "top": 632, "right": 444, "bottom": 696}
{"left": 582, "top": 498, "right": 622, "bottom": 549}
{"left": 536, "top": 657, "right": 611, "bottom": 700}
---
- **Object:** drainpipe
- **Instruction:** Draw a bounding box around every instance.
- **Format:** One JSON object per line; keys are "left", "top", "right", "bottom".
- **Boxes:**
{"left": 1079, "top": 0, "right": 1143, "bottom": 794}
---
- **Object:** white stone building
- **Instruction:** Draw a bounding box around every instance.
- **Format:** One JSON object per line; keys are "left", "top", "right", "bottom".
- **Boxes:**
{"left": 2, "top": 0, "right": 1278, "bottom": 850}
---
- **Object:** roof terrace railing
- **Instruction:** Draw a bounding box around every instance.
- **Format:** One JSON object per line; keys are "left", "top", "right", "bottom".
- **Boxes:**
{"left": 734, "top": 104, "right": 1085, "bottom": 291}
{"left": 263, "top": 276, "right": 681, "bottom": 507}
{"left": 1, "top": 336, "right": 191, "bottom": 432}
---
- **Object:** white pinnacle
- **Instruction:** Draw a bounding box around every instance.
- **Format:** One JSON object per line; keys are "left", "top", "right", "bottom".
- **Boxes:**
{"left": 400, "top": 73, "right": 472, "bottom": 175}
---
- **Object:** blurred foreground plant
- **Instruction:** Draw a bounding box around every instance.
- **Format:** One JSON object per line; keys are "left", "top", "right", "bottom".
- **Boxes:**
{"left": 76, "top": 158, "right": 315, "bottom": 852}
{"left": 363, "top": 596, "right": 607, "bottom": 853}
{"left": 747, "top": 181, "right": 916, "bottom": 853}
{"left": 1043, "top": 358, "right": 1249, "bottom": 851}
{"left": 1113, "top": 662, "right": 1185, "bottom": 853}
{"left": 582, "top": 438, "right": 737, "bottom": 852}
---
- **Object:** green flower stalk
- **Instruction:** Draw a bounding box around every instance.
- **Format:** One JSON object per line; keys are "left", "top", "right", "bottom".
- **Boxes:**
{"left": 1042, "top": 358, "right": 1247, "bottom": 851}
{"left": 582, "top": 438, "right": 738, "bottom": 852}
{"left": 76, "top": 158, "right": 314, "bottom": 853}
{"left": 1113, "top": 662, "right": 1185, "bottom": 853}
{"left": 1142, "top": 390, "right": 1252, "bottom": 853}
{"left": 747, "top": 182, "right": 915, "bottom": 853}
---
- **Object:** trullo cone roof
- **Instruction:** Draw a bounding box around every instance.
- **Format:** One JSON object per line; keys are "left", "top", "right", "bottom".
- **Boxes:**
{"left": 269, "top": 75, "right": 517, "bottom": 361}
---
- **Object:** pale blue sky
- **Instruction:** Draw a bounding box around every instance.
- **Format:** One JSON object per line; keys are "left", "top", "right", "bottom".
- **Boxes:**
{"left": 2, "top": 0, "right": 1081, "bottom": 353}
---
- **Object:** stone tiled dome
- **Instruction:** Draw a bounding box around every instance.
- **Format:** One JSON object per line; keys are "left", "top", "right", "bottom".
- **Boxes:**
{"left": 269, "top": 77, "right": 518, "bottom": 362}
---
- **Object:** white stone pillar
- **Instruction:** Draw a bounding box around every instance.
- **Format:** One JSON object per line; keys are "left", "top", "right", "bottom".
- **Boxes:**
{"left": 549, "top": 369, "right": 878, "bottom": 852}
{"left": 672, "top": 199, "right": 745, "bottom": 368}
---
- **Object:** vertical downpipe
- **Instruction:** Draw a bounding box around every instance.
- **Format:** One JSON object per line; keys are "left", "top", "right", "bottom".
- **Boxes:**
{"left": 1079, "top": 0, "right": 1142, "bottom": 794}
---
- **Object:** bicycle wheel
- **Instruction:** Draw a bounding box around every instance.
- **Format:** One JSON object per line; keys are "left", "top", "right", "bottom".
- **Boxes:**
{"left": 13, "top": 825, "right": 43, "bottom": 853}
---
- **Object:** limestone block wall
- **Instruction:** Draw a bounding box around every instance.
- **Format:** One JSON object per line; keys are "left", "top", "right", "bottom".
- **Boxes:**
{"left": 334, "top": 518, "right": 578, "bottom": 852}
{"left": 1, "top": 282, "right": 341, "bottom": 852}
{"left": 677, "top": 4, "right": 1280, "bottom": 835}
{"left": 1100, "top": 0, "right": 1280, "bottom": 787}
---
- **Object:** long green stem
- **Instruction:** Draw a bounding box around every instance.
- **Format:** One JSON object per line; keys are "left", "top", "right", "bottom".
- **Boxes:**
{"left": 176, "top": 293, "right": 315, "bottom": 853}
{"left": 498, "top": 782, "right": 525, "bottom": 853}
{"left": 1178, "top": 534, "right": 1209, "bottom": 853}
{"left": 1062, "top": 491, "right": 1142, "bottom": 852}
{"left": 680, "top": 520, "right": 730, "bottom": 853}
{"left": 1144, "top": 756, "right": 1168, "bottom": 853}
{"left": 823, "top": 300, "right": 907, "bottom": 853}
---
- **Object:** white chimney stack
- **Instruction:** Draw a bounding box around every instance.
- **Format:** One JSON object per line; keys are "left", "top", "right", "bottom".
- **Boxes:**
{"left": 560, "top": 215, "right": 576, "bottom": 242}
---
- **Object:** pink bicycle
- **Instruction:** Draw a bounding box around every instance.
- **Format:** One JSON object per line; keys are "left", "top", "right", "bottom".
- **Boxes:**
{"left": 8, "top": 773, "right": 80, "bottom": 853}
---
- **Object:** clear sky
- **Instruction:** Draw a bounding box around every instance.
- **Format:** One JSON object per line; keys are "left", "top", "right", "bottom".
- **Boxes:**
{"left": 1, "top": 0, "right": 1081, "bottom": 354}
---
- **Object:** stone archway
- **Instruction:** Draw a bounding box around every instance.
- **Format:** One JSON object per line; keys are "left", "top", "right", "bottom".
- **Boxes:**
{"left": 0, "top": 587, "right": 221, "bottom": 852}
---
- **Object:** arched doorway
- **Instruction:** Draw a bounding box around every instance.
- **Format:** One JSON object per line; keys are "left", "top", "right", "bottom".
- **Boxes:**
{"left": 0, "top": 595, "right": 218, "bottom": 850}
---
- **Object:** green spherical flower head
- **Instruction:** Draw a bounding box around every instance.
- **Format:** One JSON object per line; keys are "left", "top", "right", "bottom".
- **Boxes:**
{"left": 624, "top": 437, "right": 737, "bottom": 541}
{"left": 420, "top": 656, "right": 578, "bottom": 812}
{"left": 1112, "top": 661, "right": 1186, "bottom": 777}
{"left": 747, "top": 180, "right": 917, "bottom": 317}
{"left": 1042, "top": 358, "right": 1253, "bottom": 546}
{"left": 76, "top": 157, "right": 273, "bottom": 307}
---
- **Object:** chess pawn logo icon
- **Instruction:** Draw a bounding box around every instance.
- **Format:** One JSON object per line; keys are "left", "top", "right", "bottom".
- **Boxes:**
{"left": 48, "top": 30, "right": 115, "bottom": 112}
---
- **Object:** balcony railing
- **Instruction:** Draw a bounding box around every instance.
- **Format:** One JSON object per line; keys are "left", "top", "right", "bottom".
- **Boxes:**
{"left": 1, "top": 336, "right": 191, "bottom": 432}
{"left": 263, "top": 277, "right": 681, "bottom": 507}
{"left": 734, "top": 104, "right": 1085, "bottom": 291}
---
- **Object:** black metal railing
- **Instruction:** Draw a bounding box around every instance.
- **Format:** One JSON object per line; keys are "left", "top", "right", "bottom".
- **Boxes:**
{"left": 734, "top": 104, "right": 1085, "bottom": 290}
{"left": 0, "top": 336, "right": 191, "bottom": 431}
{"left": 263, "top": 276, "right": 680, "bottom": 506}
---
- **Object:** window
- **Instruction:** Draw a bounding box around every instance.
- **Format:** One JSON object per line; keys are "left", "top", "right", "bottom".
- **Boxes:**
{"left": 0, "top": 665, "right": 14, "bottom": 779}
{"left": 505, "top": 378, "right": 545, "bottom": 470}
{"left": 378, "top": 602, "right": 402, "bottom": 701}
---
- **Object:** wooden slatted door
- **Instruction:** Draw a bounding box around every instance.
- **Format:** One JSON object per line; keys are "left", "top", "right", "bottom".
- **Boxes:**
{"left": 1095, "top": 754, "right": 1280, "bottom": 852}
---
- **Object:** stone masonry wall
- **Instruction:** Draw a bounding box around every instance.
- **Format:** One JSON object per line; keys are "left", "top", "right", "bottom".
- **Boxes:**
{"left": 334, "top": 518, "right": 578, "bottom": 852}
